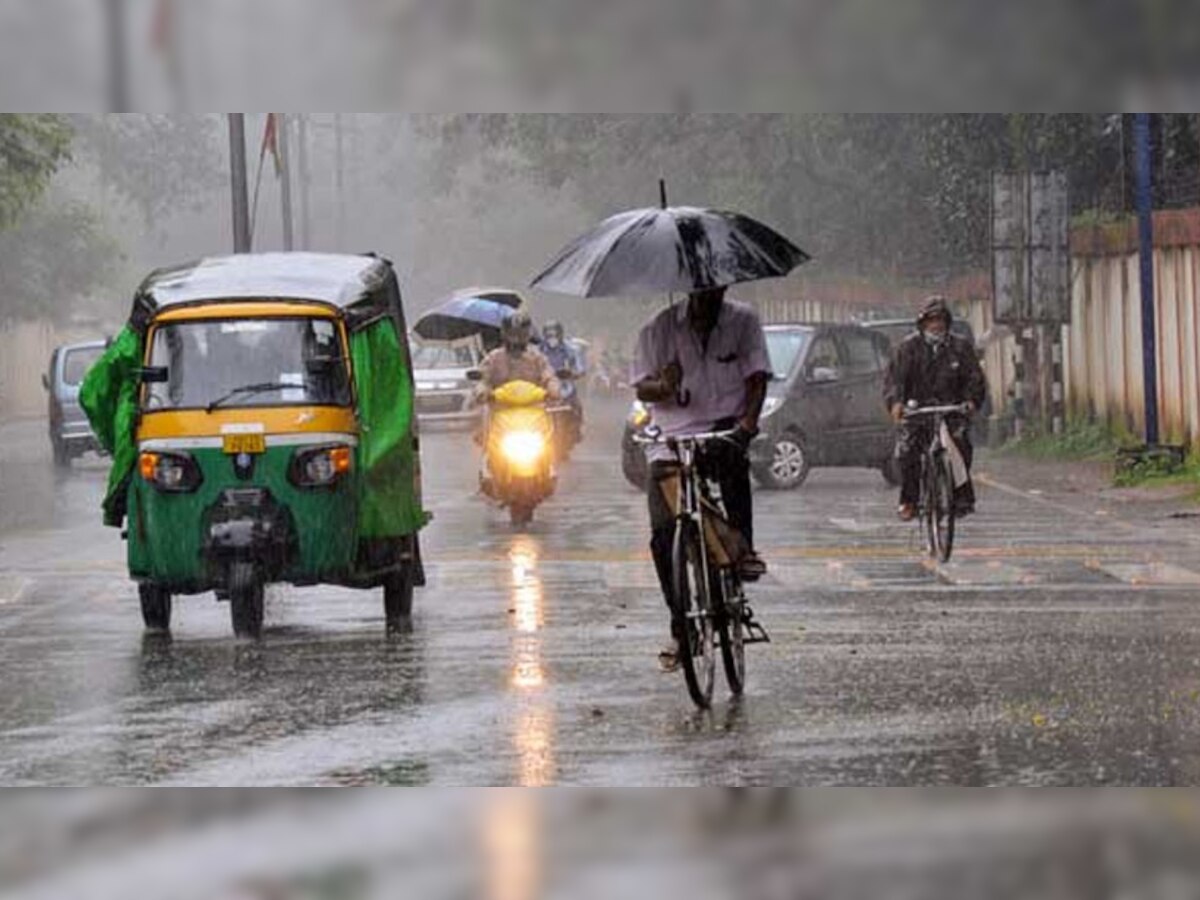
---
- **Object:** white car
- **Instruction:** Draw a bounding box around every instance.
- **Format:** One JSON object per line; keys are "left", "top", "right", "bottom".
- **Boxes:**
{"left": 412, "top": 340, "right": 484, "bottom": 426}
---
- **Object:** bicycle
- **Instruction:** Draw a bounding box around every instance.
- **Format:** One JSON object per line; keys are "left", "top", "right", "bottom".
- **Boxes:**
{"left": 902, "top": 402, "right": 973, "bottom": 563}
{"left": 637, "top": 429, "right": 770, "bottom": 709}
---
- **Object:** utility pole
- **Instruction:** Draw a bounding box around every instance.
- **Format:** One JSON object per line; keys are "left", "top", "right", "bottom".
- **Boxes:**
{"left": 296, "top": 114, "right": 312, "bottom": 250}
{"left": 1134, "top": 113, "right": 1159, "bottom": 446}
{"left": 227, "top": 114, "right": 251, "bottom": 253}
{"left": 334, "top": 113, "right": 346, "bottom": 249}
{"left": 105, "top": 0, "right": 129, "bottom": 111}
{"left": 277, "top": 113, "right": 295, "bottom": 251}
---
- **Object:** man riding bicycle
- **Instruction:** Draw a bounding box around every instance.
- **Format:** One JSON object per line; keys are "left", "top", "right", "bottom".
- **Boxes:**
{"left": 633, "top": 287, "right": 770, "bottom": 671}
{"left": 884, "top": 296, "right": 988, "bottom": 522}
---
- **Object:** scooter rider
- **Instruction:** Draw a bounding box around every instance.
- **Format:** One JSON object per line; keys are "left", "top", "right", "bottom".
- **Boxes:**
{"left": 541, "top": 320, "right": 584, "bottom": 441}
{"left": 479, "top": 312, "right": 562, "bottom": 398}
{"left": 476, "top": 312, "right": 561, "bottom": 492}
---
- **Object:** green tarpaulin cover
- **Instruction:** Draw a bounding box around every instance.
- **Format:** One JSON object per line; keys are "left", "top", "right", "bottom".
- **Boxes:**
{"left": 79, "top": 325, "right": 142, "bottom": 527}
{"left": 350, "top": 318, "right": 428, "bottom": 538}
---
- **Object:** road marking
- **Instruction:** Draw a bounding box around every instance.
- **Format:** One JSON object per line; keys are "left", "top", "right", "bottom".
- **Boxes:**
{"left": 1093, "top": 562, "right": 1200, "bottom": 587}
{"left": 925, "top": 559, "right": 1042, "bottom": 586}
{"left": 0, "top": 576, "right": 30, "bottom": 604}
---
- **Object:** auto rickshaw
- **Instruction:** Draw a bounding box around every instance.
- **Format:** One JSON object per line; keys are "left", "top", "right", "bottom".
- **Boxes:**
{"left": 81, "top": 252, "right": 429, "bottom": 637}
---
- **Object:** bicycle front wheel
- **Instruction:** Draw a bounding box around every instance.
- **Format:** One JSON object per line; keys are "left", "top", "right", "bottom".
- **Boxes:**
{"left": 717, "top": 571, "right": 746, "bottom": 696}
{"left": 672, "top": 519, "right": 716, "bottom": 709}
{"left": 926, "top": 453, "right": 956, "bottom": 562}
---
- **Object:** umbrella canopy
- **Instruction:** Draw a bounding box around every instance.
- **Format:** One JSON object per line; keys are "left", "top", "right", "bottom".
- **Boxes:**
{"left": 530, "top": 206, "right": 810, "bottom": 298}
{"left": 413, "top": 294, "right": 524, "bottom": 347}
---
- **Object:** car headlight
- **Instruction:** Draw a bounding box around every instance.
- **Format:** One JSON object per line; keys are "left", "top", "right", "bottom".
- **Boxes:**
{"left": 500, "top": 431, "right": 546, "bottom": 466}
{"left": 289, "top": 444, "right": 353, "bottom": 488}
{"left": 761, "top": 396, "right": 782, "bottom": 419}
{"left": 138, "top": 451, "right": 203, "bottom": 493}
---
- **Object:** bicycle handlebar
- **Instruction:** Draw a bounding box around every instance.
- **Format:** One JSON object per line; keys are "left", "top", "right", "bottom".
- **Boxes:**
{"left": 903, "top": 403, "right": 973, "bottom": 419}
{"left": 632, "top": 428, "right": 739, "bottom": 447}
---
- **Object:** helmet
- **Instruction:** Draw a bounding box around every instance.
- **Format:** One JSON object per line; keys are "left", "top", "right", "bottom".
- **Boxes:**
{"left": 501, "top": 311, "right": 533, "bottom": 351}
{"left": 543, "top": 320, "right": 564, "bottom": 346}
{"left": 916, "top": 295, "right": 953, "bottom": 329}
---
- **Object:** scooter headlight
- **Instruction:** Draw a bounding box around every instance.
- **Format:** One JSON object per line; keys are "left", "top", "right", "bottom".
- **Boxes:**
{"left": 500, "top": 431, "right": 546, "bottom": 467}
{"left": 138, "top": 451, "right": 203, "bottom": 493}
{"left": 630, "top": 400, "right": 650, "bottom": 428}
{"left": 290, "top": 444, "right": 353, "bottom": 488}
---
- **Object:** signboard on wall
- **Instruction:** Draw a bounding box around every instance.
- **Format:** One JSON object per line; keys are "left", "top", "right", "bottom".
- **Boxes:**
{"left": 991, "top": 171, "right": 1071, "bottom": 325}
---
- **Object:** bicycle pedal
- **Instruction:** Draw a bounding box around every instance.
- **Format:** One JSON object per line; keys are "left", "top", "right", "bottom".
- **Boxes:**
{"left": 745, "top": 620, "right": 772, "bottom": 644}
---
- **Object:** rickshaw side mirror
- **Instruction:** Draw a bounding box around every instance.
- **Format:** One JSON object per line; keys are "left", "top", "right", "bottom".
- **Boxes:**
{"left": 139, "top": 366, "right": 169, "bottom": 384}
{"left": 466, "top": 369, "right": 484, "bottom": 382}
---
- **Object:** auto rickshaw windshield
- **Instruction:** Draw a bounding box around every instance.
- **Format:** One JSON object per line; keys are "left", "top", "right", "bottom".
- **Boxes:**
{"left": 144, "top": 317, "right": 352, "bottom": 411}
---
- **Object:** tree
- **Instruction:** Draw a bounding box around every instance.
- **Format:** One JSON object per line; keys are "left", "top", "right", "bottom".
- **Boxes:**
{"left": 0, "top": 114, "right": 72, "bottom": 230}
{"left": 0, "top": 199, "right": 123, "bottom": 321}
{"left": 68, "top": 114, "right": 225, "bottom": 226}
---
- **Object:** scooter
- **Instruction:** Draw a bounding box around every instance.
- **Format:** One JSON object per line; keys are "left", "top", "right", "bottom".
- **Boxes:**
{"left": 470, "top": 374, "right": 557, "bottom": 527}
{"left": 549, "top": 368, "right": 583, "bottom": 461}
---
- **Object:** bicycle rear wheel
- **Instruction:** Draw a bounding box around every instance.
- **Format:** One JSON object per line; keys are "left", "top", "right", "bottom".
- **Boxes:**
{"left": 717, "top": 571, "right": 746, "bottom": 695}
{"left": 672, "top": 519, "right": 715, "bottom": 709}
{"left": 926, "top": 454, "right": 956, "bottom": 562}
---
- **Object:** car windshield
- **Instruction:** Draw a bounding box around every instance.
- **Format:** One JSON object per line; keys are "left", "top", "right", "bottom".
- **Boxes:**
{"left": 412, "top": 343, "right": 477, "bottom": 369}
{"left": 765, "top": 329, "right": 811, "bottom": 380}
{"left": 144, "top": 317, "right": 351, "bottom": 411}
{"left": 62, "top": 346, "right": 103, "bottom": 386}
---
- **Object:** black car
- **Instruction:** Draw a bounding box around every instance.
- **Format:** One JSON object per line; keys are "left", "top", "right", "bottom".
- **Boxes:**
{"left": 620, "top": 323, "right": 897, "bottom": 490}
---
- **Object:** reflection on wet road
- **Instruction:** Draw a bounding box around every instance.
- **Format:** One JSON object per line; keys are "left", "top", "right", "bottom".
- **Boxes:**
{"left": 7, "top": 400, "right": 1200, "bottom": 784}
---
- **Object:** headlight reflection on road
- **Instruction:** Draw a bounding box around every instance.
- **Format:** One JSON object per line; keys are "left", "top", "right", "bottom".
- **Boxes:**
{"left": 507, "top": 536, "right": 555, "bottom": 785}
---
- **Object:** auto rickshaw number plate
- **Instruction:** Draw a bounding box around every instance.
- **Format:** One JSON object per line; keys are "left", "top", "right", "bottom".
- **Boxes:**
{"left": 223, "top": 434, "right": 266, "bottom": 455}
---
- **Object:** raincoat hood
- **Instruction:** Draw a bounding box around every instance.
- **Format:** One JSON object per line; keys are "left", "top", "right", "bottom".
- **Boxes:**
{"left": 916, "top": 296, "right": 953, "bottom": 329}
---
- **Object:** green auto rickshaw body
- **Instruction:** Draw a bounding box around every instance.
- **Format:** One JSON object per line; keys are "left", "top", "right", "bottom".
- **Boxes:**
{"left": 81, "top": 252, "right": 429, "bottom": 611}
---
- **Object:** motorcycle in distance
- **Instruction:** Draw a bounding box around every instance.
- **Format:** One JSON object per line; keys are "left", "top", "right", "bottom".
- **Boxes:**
{"left": 469, "top": 370, "right": 558, "bottom": 527}
{"left": 549, "top": 368, "right": 583, "bottom": 461}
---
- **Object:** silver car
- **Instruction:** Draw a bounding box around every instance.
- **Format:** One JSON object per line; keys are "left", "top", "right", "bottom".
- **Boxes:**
{"left": 412, "top": 340, "right": 484, "bottom": 426}
{"left": 43, "top": 340, "right": 106, "bottom": 467}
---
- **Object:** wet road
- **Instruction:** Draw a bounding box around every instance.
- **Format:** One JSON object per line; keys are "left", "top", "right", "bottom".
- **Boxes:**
{"left": 4, "top": 404, "right": 1200, "bottom": 785}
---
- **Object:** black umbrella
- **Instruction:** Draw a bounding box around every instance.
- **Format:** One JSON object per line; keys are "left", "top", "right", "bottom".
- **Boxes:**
{"left": 531, "top": 205, "right": 810, "bottom": 298}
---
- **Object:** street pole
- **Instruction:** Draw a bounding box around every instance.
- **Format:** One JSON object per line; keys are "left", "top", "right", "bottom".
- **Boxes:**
{"left": 296, "top": 114, "right": 312, "bottom": 250}
{"left": 227, "top": 114, "right": 251, "bottom": 253}
{"left": 1134, "top": 113, "right": 1159, "bottom": 446}
{"left": 105, "top": 0, "right": 129, "bottom": 111}
{"left": 334, "top": 114, "right": 346, "bottom": 249}
{"left": 277, "top": 113, "right": 295, "bottom": 251}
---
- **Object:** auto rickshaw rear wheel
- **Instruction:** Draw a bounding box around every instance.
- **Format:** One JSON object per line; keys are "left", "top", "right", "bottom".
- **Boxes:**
{"left": 384, "top": 566, "right": 415, "bottom": 631}
{"left": 228, "top": 562, "right": 264, "bottom": 639}
{"left": 139, "top": 584, "right": 172, "bottom": 632}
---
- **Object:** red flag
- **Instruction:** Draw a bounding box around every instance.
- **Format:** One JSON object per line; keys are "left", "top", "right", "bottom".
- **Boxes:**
{"left": 149, "top": 0, "right": 171, "bottom": 53}
{"left": 260, "top": 114, "right": 282, "bottom": 178}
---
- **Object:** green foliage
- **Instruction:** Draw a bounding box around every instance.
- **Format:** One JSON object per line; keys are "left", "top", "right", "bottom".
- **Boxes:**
{"left": 1112, "top": 452, "right": 1194, "bottom": 488}
{"left": 0, "top": 114, "right": 72, "bottom": 230}
{"left": 416, "top": 114, "right": 1127, "bottom": 282}
{"left": 1002, "top": 418, "right": 1128, "bottom": 462}
{"left": 68, "top": 114, "right": 224, "bottom": 225}
{"left": 0, "top": 199, "right": 123, "bottom": 321}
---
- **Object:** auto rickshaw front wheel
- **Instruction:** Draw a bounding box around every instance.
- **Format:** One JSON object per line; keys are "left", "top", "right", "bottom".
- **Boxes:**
{"left": 139, "top": 584, "right": 172, "bottom": 632}
{"left": 228, "top": 562, "right": 265, "bottom": 639}
{"left": 384, "top": 566, "right": 415, "bottom": 632}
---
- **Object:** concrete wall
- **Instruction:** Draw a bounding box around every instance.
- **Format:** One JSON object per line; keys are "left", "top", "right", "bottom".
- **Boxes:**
{"left": 0, "top": 321, "right": 91, "bottom": 420}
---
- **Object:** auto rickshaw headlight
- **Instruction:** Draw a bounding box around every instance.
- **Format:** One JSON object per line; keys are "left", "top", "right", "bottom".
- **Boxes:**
{"left": 290, "top": 444, "right": 353, "bottom": 488}
{"left": 138, "top": 450, "right": 202, "bottom": 493}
